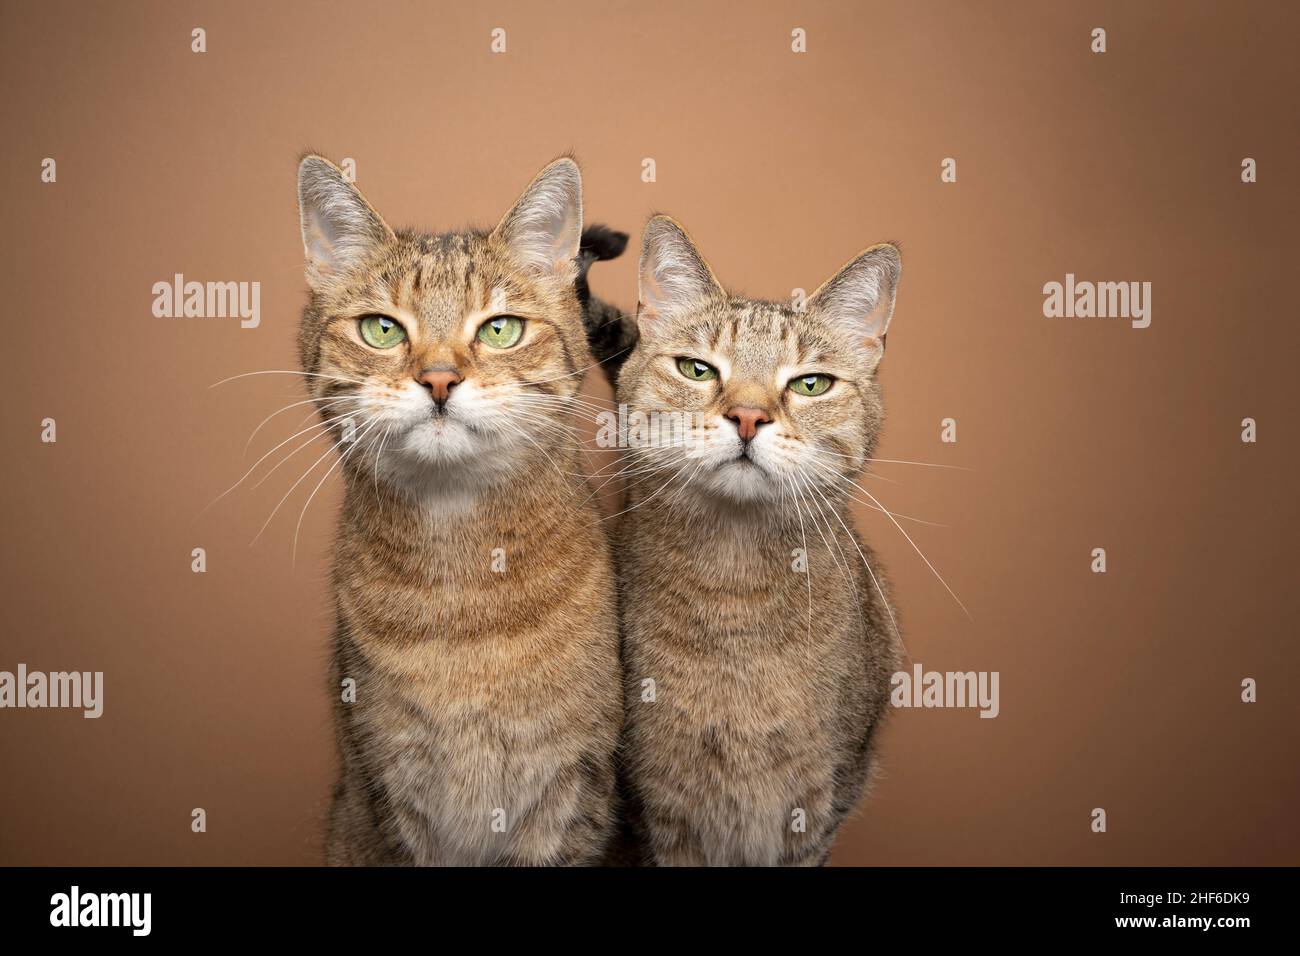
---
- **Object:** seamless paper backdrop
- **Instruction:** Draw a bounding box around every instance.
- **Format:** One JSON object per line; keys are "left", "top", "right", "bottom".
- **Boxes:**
{"left": 1, "top": 0, "right": 1297, "bottom": 865}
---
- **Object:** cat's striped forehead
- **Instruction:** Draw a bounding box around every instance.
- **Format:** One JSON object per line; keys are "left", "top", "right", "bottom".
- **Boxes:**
{"left": 677, "top": 297, "right": 849, "bottom": 374}
{"left": 339, "top": 231, "right": 556, "bottom": 336}
{"left": 298, "top": 225, "right": 588, "bottom": 386}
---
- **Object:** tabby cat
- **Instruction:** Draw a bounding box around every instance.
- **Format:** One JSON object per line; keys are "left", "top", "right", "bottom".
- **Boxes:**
{"left": 295, "top": 154, "right": 624, "bottom": 865}
{"left": 615, "top": 215, "right": 904, "bottom": 866}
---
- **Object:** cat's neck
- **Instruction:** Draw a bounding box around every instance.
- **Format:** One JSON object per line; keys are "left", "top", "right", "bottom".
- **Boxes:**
{"left": 341, "top": 448, "right": 587, "bottom": 550}
{"left": 623, "top": 479, "right": 848, "bottom": 543}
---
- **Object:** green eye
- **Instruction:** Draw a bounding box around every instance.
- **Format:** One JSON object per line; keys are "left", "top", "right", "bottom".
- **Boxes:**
{"left": 789, "top": 374, "right": 833, "bottom": 397}
{"left": 677, "top": 358, "right": 718, "bottom": 382}
{"left": 359, "top": 315, "right": 406, "bottom": 349}
{"left": 477, "top": 316, "right": 524, "bottom": 349}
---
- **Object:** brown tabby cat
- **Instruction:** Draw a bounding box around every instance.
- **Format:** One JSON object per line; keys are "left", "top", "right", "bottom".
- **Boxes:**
{"left": 295, "top": 154, "right": 623, "bottom": 865}
{"left": 615, "top": 216, "right": 904, "bottom": 866}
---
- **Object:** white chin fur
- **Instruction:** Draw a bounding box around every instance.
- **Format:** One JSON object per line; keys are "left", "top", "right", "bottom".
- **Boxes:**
{"left": 401, "top": 417, "right": 483, "bottom": 465}
{"left": 698, "top": 456, "right": 781, "bottom": 503}
{"left": 374, "top": 427, "right": 521, "bottom": 514}
{"left": 354, "top": 378, "right": 533, "bottom": 502}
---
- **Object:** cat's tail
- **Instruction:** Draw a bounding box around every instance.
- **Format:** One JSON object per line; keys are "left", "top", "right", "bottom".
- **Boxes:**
{"left": 577, "top": 225, "right": 638, "bottom": 387}
{"left": 578, "top": 224, "right": 629, "bottom": 269}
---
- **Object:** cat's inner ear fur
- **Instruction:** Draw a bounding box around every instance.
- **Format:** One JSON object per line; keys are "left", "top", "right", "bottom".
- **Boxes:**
{"left": 492, "top": 158, "right": 584, "bottom": 280}
{"left": 637, "top": 215, "right": 724, "bottom": 336}
{"left": 807, "top": 243, "right": 901, "bottom": 367}
{"left": 297, "top": 155, "right": 394, "bottom": 288}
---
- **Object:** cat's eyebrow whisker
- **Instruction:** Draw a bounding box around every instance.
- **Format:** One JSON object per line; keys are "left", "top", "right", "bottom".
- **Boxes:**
{"left": 210, "top": 369, "right": 369, "bottom": 389}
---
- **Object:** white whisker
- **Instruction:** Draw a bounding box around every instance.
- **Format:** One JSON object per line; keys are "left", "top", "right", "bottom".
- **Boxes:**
{"left": 292, "top": 418, "right": 382, "bottom": 566}
{"left": 210, "top": 369, "right": 368, "bottom": 389}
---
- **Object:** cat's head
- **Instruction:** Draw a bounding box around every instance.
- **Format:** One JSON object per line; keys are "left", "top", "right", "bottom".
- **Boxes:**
{"left": 295, "top": 155, "right": 592, "bottom": 499}
{"left": 616, "top": 215, "right": 900, "bottom": 508}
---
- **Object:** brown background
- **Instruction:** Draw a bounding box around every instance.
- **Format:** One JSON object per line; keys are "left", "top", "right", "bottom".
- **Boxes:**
{"left": 1, "top": 0, "right": 1297, "bottom": 866}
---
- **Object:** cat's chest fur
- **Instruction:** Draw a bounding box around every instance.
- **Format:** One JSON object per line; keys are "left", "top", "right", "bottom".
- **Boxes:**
{"left": 619, "top": 511, "right": 873, "bottom": 865}
{"left": 353, "top": 631, "right": 612, "bottom": 865}
{"left": 330, "top": 491, "right": 620, "bottom": 866}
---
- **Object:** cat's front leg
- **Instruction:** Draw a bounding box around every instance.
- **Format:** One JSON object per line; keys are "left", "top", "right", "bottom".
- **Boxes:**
{"left": 642, "top": 807, "right": 709, "bottom": 866}
{"left": 499, "top": 755, "right": 618, "bottom": 866}
{"left": 325, "top": 778, "right": 411, "bottom": 866}
{"left": 779, "top": 787, "right": 839, "bottom": 867}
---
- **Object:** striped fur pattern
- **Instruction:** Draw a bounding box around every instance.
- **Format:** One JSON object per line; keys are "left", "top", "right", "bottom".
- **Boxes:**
{"left": 296, "top": 155, "right": 623, "bottom": 865}
{"left": 614, "top": 216, "right": 904, "bottom": 866}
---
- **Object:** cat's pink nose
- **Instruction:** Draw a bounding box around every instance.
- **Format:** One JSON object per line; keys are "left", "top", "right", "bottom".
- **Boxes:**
{"left": 726, "top": 406, "right": 771, "bottom": 442}
{"left": 418, "top": 367, "right": 462, "bottom": 404}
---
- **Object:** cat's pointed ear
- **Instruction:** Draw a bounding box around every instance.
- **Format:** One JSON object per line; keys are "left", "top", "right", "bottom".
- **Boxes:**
{"left": 492, "top": 158, "right": 583, "bottom": 279}
{"left": 807, "top": 243, "right": 901, "bottom": 368}
{"left": 637, "top": 215, "right": 724, "bottom": 336}
{"left": 297, "top": 155, "right": 394, "bottom": 288}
